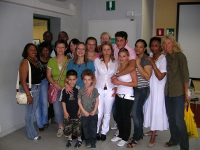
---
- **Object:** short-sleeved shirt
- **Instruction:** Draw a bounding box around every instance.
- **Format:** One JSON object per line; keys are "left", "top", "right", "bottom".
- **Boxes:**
{"left": 47, "top": 57, "right": 69, "bottom": 87}
{"left": 60, "top": 86, "right": 80, "bottom": 119}
{"left": 113, "top": 44, "right": 136, "bottom": 60}
{"left": 136, "top": 54, "right": 152, "bottom": 88}
{"left": 78, "top": 86, "right": 99, "bottom": 116}
{"left": 165, "top": 52, "right": 189, "bottom": 97}
{"left": 67, "top": 60, "right": 95, "bottom": 87}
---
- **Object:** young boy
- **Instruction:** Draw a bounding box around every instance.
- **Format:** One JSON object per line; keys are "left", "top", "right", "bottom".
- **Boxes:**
{"left": 60, "top": 70, "right": 82, "bottom": 149}
{"left": 78, "top": 69, "right": 99, "bottom": 149}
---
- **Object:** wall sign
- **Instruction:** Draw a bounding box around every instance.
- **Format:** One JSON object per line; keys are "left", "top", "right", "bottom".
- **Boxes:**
{"left": 156, "top": 28, "right": 164, "bottom": 36}
{"left": 106, "top": 1, "right": 115, "bottom": 11}
{"left": 166, "top": 28, "right": 174, "bottom": 36}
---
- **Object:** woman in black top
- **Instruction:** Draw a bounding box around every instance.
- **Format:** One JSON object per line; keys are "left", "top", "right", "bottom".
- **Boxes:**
{"left": 35, "top": 42, "right": 51, "bottom": 132}
{"left": 19, "top": 43, "right": 41, "bottom": 140}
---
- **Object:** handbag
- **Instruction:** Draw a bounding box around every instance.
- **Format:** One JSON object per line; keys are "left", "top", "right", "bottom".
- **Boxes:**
{"left": 184, "top": 102, "right": 199, "bottom": 138}
{"left": 48, "top": 58, "right": 69, "bottom": 104}
{"left": 16, "top": 60, "right": 31, "bottom": 105}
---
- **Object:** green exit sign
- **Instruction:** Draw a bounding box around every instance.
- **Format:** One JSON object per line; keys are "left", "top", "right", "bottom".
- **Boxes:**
{"left": 106, "top": 1, "right": 115, "bottom": 11}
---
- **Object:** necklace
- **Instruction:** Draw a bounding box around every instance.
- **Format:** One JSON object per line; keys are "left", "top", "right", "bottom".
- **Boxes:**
{"left": 153, "top": 54, "right": 161, "bottom": 62}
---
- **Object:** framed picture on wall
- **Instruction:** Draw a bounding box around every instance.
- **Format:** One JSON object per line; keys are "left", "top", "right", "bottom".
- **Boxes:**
{"left": 32, "top": 39, "right": 40, "bottom": 45}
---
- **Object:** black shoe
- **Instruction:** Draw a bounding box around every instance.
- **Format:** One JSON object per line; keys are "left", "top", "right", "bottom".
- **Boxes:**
{"left": 91, "top": 143, "right": 96, "bottom": 149}
{"left": 66, "top": 139, "right": 72, "bottom": 148}
{"left": 39, "top": 128, "right": 44, "bottom": 132}
{"left": 100, "top": 134, "right": 106, "bottom": 141}
{"left": 85, "top": 143, "right": 91, "bottom": 149}
{"left": 96, "top": 133, "right": 101, "bottom": 141}
{"left": 74, "top": 140, "right": 82, "bottom": 149}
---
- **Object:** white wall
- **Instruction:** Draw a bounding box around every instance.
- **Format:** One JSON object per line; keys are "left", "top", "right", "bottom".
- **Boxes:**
{"left": 81, "top": 0, "right": 143, "bottom": 44}
{"left": 0, "top": 0, "right": 82, "bottom": 137}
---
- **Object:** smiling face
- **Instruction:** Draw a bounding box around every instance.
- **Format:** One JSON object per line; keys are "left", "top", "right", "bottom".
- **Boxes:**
{"left": 70, "top": 42, "right": 77, "bottom": 54}
{"left": 41, "top": 47, "right": 50, "bottom": 58}
{"left": 101, "top": 34, "right": 110, "bottom": 44}
{"left": 27, "top": 45, "right": 37, "bottom": 59}
{"left": 66, "top": 75, "right": 77, "bottom": 88}
{"left": 163, "top": 39, "right": 174, "bottom": 54}
{"left": 118, "top": 50, "right": 129, "bottom": 64}
{"left": 76, "top": 43, "right": 86, "bottom": 57}
{"left": 116, "top": 36, "right": 127, "bottom": 49}
{"left": 135, "top": 41, "right": 146, "bottom": 55}
{"left": 87, "top": 39, "right": 96, "bottom": 52}
{"left": 55, "top": 43, "right": 66, "bottom": 55}
{"left": 150, "top": 40, "right": 161, "bottom": 55}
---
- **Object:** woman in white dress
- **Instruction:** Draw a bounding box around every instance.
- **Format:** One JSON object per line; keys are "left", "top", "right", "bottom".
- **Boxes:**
{"left": 95, "top": 42, "right": 118, "bottom": 141}
{"left": 143, "top": 37, "right": 168, "bottom": 147}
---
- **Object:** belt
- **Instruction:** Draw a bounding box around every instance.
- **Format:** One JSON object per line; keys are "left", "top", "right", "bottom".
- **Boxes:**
{"left": 117, "top": 94, "right": 135, "bottom": 100}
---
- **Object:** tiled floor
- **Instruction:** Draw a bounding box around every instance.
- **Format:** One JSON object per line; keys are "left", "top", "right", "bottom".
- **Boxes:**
{"left": 0, "top": 118, "right": 199, "bottom": 150}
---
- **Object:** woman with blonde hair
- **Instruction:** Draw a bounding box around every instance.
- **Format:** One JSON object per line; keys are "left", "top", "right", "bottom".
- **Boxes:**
{"left": 162, "top": 34, "right": 189, "bottom": 150}
{"left": 97, "top": 32, "right": 111, "bottom": 52}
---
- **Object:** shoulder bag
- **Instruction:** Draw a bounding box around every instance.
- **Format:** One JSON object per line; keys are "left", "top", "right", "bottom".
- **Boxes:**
{"left": 16, "top": 60, "right": 31, "bottom": 105}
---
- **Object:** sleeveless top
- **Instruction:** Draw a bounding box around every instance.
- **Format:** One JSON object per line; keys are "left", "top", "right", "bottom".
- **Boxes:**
{"left": 26, "top": 60, "right": 41, "bottom": 84}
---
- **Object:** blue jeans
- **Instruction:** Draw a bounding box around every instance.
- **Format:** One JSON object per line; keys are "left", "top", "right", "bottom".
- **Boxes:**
{"left": 115, "top": 95, "right": 134, "bottom": 141}
{"left": 132, "top": 87, "right": 149, "bottom": 141}
{"left": 81, "top": 114, "right": 98, "bottom": 144}
{"left": 35, "top": 78, "right": 48, "bottom": 128}
{"left": 20, "top": 84, "right": 40, "bottom": 139}
{"left": 53, "top": 91, "right": 63, "bottom": 124}
{"left": 165, "top": 95, "right": 189, "bottom": 150}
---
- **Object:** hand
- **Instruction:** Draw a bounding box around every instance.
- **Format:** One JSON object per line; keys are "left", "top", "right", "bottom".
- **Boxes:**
{"left": 145, "top": 56, "right": 154, "bottom": 64}
{"left": 84, "top": 86, "right": 94, "bottom": 97}
{"left": 84, "top": 111, "right": 90, "bottom": 117}
{"left": 77, "top": 110, "right": 81, "bottom": 118}
{"left": 64, "top": 112, "right": 70, "bottom": 119}
{"left": 54, "top": 83, "right": 62, "bottom": 91}
{"left": 65, "top": 82, "right": 73, "bottom": 94}
{"left": 185, "top": 95, "right": 190, "bottom": 102}
{"left": 90, "top": 111, "right": 95, "bottom": 116}
{"left": 111, "top": 75, "right": 117, "bottom": 83}
{"left": 136, "top": 57, "right": 141, "bottom": 67}
{"left": 111, "top": 87, "right": 117, "bottom": 97}
{"left": 112, "top": 78, "right": 121, "bottom": 85}
{"left": 27, "top": 96, "right": 33, "bottom": 104}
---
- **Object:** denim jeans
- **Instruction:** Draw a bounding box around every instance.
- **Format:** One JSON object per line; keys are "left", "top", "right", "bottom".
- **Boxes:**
{"left": 132, "top": 87, "right": 149, "bottom": 141}
{"left": 35, "top": 78, "right": 48, "bottom": 128}
{"left": 165, "top": 95, "right": 189, "bottom": 150}
{"left": 115, "top": 95, "right": 134, "bottom": 141}
{"left": 81, "top": 114, "right": 98, "bottom": 144}
{"left": 53, "top": 91, "right": 63, "bottom": 124}
{"left": 20, "top": 84, "right": 40, "bottom": 139}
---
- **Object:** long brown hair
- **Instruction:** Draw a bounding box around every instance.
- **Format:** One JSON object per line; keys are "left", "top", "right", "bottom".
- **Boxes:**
{"left": 73, "top": 42, "right": 89, "bottom": 66}
{"left": 99, "top": 42, "right": 115, "bottom": 62}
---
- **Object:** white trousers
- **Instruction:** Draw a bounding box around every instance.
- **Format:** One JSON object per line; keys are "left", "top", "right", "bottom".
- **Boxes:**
{"left": 97, "top": 89, "right": 115, "bottom": 135}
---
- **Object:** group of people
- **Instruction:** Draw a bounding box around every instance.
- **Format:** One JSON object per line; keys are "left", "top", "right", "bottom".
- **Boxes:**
{"left": 18, "top": 30, "right": 190, "bottom": 150}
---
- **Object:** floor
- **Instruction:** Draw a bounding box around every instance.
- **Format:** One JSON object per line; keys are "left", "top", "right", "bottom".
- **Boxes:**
{"left": 0, "top": 118, "right": 199, "bottom": 150}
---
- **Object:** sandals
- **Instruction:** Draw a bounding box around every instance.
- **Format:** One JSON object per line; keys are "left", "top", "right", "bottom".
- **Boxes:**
{"left": 127, "top": 140, "right": 138, "bottom": 148}
{"left": 74, "top": 140, "right": 82, "bottom": 148}
{"left": 164, "top": 141, "right": 178, "bottom": 147}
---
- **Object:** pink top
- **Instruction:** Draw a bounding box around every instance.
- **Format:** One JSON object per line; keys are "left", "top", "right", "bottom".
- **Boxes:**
{"left": 113, "top": 44, "right": 136, "bottom": 60}
{"left": 95, "top": 53, "right": 100, "bottom": 58}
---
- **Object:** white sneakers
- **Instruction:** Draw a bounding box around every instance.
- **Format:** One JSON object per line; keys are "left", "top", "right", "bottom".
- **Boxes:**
{"left": 111, "top": 123, "right": 118, "bottom": 130}
{"left": 56, "top": 127, "right": 63, "bottom": 137}
{"left": 111, "top": 136, "right": 122, "bottom": 142}
{"left": 111, "top": 137, "right": 127, "bottom": 147}
{"left": 117, "top": 140, "right": 127, "bottom": 147}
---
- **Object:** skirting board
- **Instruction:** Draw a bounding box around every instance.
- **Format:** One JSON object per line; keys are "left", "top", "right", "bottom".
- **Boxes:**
{"left": 0, "top": 122, "right": 25, "bottom": 138}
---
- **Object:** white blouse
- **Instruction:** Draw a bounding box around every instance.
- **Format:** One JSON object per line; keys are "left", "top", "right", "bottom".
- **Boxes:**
{"left": 94, "top": 58, "right": 118, "bottom": 90}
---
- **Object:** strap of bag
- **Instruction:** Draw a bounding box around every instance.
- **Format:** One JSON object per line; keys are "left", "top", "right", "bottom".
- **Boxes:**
{"left": 57, "top": 58, "right": 70, "bottom": 84}
{"left": 16, "top": 60, "right": 31, "bottom": 92}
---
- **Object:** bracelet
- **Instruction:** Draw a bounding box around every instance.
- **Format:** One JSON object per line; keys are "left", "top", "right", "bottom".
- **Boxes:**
{"left": 26, "top": 94, "right": 31, "bottom": 97}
